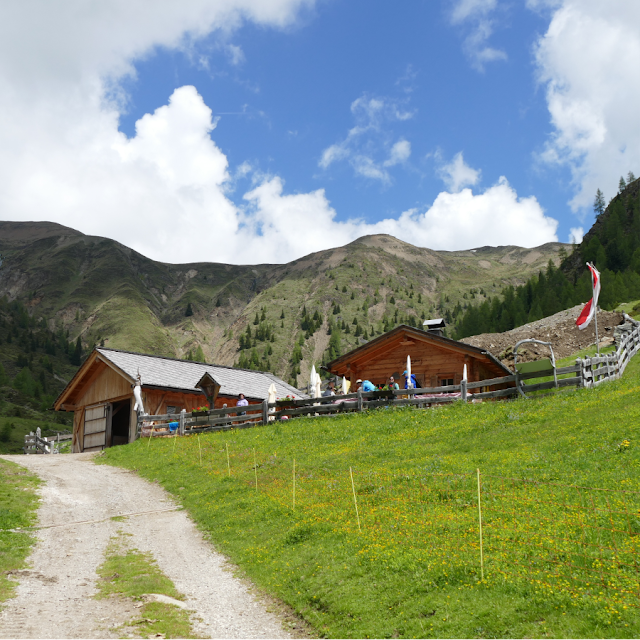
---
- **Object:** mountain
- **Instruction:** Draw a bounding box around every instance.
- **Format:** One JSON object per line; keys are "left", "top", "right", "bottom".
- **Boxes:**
{"left": 0, "top": 221, "right": 566, "bottom": 389}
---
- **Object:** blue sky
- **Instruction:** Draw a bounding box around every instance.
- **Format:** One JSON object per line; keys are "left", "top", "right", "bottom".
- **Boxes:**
{"left": 1, "top": 1, "right": 639, "bottom": 264}
{"left": 119, "top": 1, "right": 568, "bottom": 230}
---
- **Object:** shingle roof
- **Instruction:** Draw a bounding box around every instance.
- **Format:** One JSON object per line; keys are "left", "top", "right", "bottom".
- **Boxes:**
{"left": 96, "top": 348, "right": 306, "bottom": 401}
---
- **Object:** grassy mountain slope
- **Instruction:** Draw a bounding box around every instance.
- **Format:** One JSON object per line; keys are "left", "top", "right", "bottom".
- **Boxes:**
{"left": 0, "top": 221, "right": 565, "bottom": 389}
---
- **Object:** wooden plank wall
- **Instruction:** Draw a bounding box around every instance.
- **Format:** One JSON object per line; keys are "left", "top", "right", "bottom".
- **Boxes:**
{"left": 75, "top": 366, "right": 131, "bottom": 408}
{"left": 339, "top": 339, "right": 503, "bottom": 388}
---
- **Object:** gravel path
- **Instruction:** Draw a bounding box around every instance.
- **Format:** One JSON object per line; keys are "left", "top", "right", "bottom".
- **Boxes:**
{"left": 0, "top": 453, "right": 293, "bottom": 639}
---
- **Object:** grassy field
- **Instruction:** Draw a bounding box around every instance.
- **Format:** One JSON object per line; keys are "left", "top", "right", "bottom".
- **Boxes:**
{"left": 102, "top": 355, "right": 640, "bottom": 638}
{"left": 0, "top": 458, "right": 40, "bottom": 604}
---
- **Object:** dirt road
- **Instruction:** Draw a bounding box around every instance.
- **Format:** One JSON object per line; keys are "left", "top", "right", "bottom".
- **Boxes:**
{"left": 0, "top": 453, "right": 293, "bottom": 639}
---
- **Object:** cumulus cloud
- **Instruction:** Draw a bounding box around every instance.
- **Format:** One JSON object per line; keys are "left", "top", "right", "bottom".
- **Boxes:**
{"left": 450, "top": 0, "right": 507, "bottom": 71}
{"left": 533, "top": 0, "right": 640, "bottom": 211}
{"left": 436, "top": 151, "right": 481, "bottom": 192}
{"left": 242, "top": 170, "right": 557, "bottom": 262}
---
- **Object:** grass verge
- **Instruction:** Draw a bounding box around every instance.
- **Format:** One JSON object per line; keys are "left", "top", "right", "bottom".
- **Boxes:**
{"left": 0, "top": 458, "right": 40, "bottom": 604}
{"left": 102, "top": 355, "right": 640, "bottom": 638}
{"left": 95, "top": 532, "right": 199, "bottom": 639}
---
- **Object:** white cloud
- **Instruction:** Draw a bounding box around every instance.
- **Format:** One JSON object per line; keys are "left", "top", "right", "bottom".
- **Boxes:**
{"left": 450, "top": 0, "right": 507, "bottom": 71}
{"left": 533, "top": 0, "right": 640, "bottom": 211}
{"left": 384, "top": 139, "right": 411, "bottom": 167}
{"left": 224, "top": 44, "right": 246, "bottom": 65}
{"left": 437, "top": 151, "right": 481, "bottom": 192}
{"left": 242, "top": 171, "right": 557, "bottom": 262}
{"left": 318, "top": 94, "right": 414, "bottom": 182}
{"left": 569, "top": 227, "right": 584, "bottom": 244}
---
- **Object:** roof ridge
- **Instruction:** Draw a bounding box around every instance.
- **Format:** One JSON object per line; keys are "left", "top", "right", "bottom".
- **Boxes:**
{"left": 97, "top": 347, "right": 270, "bottom": 375}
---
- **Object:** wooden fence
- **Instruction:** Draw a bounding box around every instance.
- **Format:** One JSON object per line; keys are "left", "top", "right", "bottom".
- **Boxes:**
{"left": 23, "top": 427, "right": 66, "bottom": 454}
{"left": 577, "top": 312, "right": 640, "bottom": 387}
{"left": 136, "top": 313, "right": 640, "bottom": 440}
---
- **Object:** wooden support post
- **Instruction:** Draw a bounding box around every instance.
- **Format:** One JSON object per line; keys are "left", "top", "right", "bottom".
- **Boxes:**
{"left": 262, "top": 399, "right": 268, "bottom": 426}
{"left": 357, "top": 388, "right": 363, "bottom": 412}
{"left": 461, "top": 379, "right": 468, "bottom": 403}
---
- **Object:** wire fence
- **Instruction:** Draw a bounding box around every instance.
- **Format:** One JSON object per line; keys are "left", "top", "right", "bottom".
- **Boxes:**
{"left": 155, "top": 435, "right": 640, "bottom": 613}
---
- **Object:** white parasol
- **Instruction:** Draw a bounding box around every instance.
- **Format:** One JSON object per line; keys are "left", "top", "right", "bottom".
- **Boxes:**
{"left": 406, "top": 355, "right": 413, "bottom": 389}
{"left": 267, "top": 382, "right": 277, "bottom": 421}
{"left": 341, "top": 376, "right": 348, "bottom": 395}
{"left": 315, "top": 376, "right": 322, "bottom": 399}
{"left": 310, "top": 364, "right": 318, "bottom": 398}
{"left": 133, "top": 371, "right": 147, "bottom": 415}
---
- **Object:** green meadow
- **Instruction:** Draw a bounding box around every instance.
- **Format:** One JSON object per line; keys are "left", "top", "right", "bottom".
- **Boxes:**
{"left": 102, "top": 356, "right": 640, "bottom": 638}
{"left": 0, "top": 458, "right": 40, "bottom": 603}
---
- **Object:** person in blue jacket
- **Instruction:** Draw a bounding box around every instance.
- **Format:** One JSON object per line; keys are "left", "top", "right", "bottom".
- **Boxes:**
{"left": 403, "top": 370, "right": 418, "bottom": 389}
{"left": 356, "top": 378, "right": 376, "bottom": 392}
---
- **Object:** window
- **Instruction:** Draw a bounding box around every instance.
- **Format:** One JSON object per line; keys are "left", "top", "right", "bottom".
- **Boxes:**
{"left": 439, "top": 378, "right": 454, "bottom": 387}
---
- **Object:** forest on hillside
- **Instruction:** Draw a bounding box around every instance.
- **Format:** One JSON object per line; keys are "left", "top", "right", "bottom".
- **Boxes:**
{"left": 453, "top": 176, "right": 640, "bottom": 339}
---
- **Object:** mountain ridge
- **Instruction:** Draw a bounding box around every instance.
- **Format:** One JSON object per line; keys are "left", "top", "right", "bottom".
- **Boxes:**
{"left": 0, "top": 220, "right": 567, "bottom": 386}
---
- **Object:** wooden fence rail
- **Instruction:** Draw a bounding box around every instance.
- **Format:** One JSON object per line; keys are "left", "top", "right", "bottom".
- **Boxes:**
{"left": 136, "top": 313, "right": 640, "bottom": 440}
{"left": 24, "top": 427, "right": 61, "bottom": 454}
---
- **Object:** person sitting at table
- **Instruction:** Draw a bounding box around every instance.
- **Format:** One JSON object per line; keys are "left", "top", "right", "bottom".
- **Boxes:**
{"left": 356, "top": 378, "right": 376, "bottom": 392}
{"left": 385, "top": 376, "right": 400, "bottom": 390}
{"left": 322, "top": 380, "right": 336, "bottom": 397}
{"left": 236, "top": 393, "right": 249, "bottom": 415}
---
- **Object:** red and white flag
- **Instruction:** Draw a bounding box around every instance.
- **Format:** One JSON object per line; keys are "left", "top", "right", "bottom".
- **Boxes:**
{"left": 576, "top": 263, "right": 601, "bottom": 330}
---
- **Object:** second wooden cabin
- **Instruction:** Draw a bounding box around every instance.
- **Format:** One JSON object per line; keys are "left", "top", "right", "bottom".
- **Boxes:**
{"left": 325, "top": 324, "right": 512, "bottom": 389}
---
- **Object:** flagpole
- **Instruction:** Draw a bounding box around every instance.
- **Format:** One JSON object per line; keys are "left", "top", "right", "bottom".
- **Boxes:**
{"left": 590, "top": 262, "right": 600, "bottom": 356}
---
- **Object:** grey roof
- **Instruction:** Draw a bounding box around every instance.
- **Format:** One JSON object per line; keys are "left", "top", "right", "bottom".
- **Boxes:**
{"left": 96, "top": 348, "right": 306, "bottom": 401}
{"left": 423, "top": 318, "right": 446, "bottom": 328}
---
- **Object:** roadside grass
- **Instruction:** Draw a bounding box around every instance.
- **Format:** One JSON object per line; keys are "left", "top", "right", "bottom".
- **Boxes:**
{"left": 0, "top": 458, "right": 40, "bottom": 604}
{"left": 102, "top": 356, "right": 640, "bottom": 638}
{"left": 95, "top": 532, "right": 199, "bottom": 639}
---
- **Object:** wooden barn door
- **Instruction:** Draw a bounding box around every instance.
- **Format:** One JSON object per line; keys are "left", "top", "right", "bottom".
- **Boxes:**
{"left": 83, "top": 404, "right": 110, "bottom": 452}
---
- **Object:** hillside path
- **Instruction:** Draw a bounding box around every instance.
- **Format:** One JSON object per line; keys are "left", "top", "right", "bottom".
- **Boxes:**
{"left": 0, "top": 453, "right": 293, "bottom": 639}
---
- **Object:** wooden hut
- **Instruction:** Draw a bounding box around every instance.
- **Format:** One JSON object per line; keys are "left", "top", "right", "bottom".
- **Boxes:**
{"left": 53, "top": 348, "right": 304, "bottom": 453}
{"left": 326, "top": 324, "right": 512, "bottom": 389}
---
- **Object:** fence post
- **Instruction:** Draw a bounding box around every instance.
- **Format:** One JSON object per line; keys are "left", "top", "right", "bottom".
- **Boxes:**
{"left": 262, "top": 399, "right": 268, "bottom": 426}
{"left": 357, "top": 388, "right": 363, "bottom": 412}
{"left": 179, "top": 409, "right": 185, "bottom": 436}
{"left": 477, "top": 468, "right": 484, "bottom": 581}
{"left": 461, "top": 379, "right": 468, "bottom": 403}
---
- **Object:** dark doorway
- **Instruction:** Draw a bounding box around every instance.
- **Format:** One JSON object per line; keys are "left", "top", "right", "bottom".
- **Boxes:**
{"left": 110, "top": 399, "right": 130, "bottom": 446}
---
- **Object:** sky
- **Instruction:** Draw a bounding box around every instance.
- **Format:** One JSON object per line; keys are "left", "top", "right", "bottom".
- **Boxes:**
{"left": 0, "top": 0, "right": 639, "bottom": 265}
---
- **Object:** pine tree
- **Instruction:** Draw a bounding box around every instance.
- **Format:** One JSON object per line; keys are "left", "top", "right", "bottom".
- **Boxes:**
{"left": 280, "top": 309, "right": 285, "bottom": 319}
{"left": 70, "top": 337, "right": 82, "bottom": 366}
{"left": 185, "top": 303, "right": 193, "bottom": 317}
{"left": 628, "top": 171, "right": 636, "bottom": 184}
{"left": 342, "top": 285, "right": 347, "bottom": 293}
{"left": 215, "top": 298, "right": 221, "bottom": 307}
{"left": 619, "top": 176, "right": 627, "bottom": 193}
{"left": 389, "top": 296, "right": 396, "bottom": 304}
{"left": 594, "top": 188, "right": 605, "bottom": 217}
{"left": 253, "top": 312, "right": 260, "bottom": 325}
